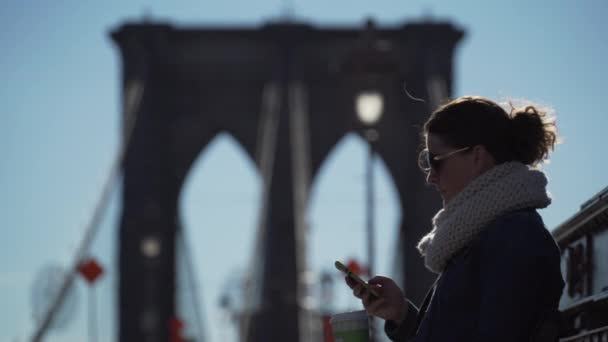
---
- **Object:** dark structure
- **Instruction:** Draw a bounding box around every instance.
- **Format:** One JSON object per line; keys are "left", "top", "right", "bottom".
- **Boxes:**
{"left": 112, "top": 19, "right": 463, "bottom": 341}
{"left": 553, "top": 186, "right": 608, "bottom": 340}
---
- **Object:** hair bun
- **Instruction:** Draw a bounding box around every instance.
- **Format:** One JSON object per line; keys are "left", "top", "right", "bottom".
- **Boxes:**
{"left": 509, "top": 105, "right": 558, "bottom": 166}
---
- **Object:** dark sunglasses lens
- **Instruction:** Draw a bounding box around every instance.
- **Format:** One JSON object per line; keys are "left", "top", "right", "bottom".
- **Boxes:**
{"left": 429, "top": 153, "right": 441, "bottom": 170}
{"left": 418, "top": 149, "right": 443, "bottom": 173}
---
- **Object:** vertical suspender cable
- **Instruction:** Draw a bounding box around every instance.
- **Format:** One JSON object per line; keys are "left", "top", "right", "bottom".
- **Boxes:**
{"left": 288, "top": 82, "right": 313, "bottom": 341}
{"left": 241, "top": 82, "right": 281, "bottom": 340}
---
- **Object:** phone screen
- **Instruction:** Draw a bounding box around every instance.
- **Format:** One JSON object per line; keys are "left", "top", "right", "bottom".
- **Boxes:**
{"left": 335, "top": 261, "right": 379, "bottom": 297}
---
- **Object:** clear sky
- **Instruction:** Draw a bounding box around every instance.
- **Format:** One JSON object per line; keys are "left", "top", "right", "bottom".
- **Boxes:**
{"left": 1, "top": 1, "right": 607, "bottom": 341}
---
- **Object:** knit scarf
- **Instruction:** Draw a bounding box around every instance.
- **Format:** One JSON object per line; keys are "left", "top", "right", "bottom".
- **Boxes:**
{"left": 417, "top": 161, "right": 551, "bottom": 274}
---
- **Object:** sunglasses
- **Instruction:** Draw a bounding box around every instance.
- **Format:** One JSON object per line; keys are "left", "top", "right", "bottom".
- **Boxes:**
{"left": 418, "top": 146, "right": 471, "bottom": 173}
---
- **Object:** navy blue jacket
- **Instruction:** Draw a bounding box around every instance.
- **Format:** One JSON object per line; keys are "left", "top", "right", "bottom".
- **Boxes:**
{"left": 385, "top": 209, "right": 564, "bottom": 341}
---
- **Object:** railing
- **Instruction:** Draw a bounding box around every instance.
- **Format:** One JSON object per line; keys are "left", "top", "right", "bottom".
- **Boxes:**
{"left": 559, "top": 325, "right": 608, "bottom": 342}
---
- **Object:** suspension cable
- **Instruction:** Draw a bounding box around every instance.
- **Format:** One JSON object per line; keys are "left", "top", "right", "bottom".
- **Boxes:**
{"left": 31, "top": 76, "right": 146, "bottom": 341}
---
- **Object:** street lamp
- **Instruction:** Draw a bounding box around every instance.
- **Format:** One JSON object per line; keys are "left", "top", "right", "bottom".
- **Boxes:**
{"left": 356, "top": 91, "right": 384, "bottom": 126}
{"left": 355, "top": 91, "right": 383, "bottom": 282}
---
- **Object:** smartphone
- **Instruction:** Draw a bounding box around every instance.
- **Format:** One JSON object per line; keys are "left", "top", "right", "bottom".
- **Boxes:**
{"left": 335, "top": 261, "right": 379, "bottom": 297}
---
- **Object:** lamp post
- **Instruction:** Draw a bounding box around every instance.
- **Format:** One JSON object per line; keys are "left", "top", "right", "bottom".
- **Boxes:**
{"left": 356, "top": 91, "right": 383, "bottom": 281}
{"left": 356, "top": 91, "right": 383, "bottom": 342}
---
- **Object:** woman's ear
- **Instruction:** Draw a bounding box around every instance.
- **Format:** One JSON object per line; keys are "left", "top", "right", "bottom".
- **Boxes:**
{"left": 471, "top": 145, "right": 495, "bottom": 176}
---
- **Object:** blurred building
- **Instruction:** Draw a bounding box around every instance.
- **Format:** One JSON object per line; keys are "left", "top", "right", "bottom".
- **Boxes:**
{"left": 553, "top": 186, "right": 608, "bottom": 340}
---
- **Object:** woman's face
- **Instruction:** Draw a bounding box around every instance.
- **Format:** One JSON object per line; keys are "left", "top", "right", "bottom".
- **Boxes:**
{"left": 425, "top": 134, "right": 481, "bottom": 205}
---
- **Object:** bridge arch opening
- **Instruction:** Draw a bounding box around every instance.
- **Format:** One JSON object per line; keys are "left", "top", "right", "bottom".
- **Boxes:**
{"left": 308, "top": 132, "right": 402, "bottom": 312}
{"left": 179, "top": 132, "right": 262, "bottom": 342}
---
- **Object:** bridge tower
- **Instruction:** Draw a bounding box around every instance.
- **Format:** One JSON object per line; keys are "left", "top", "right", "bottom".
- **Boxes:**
{"left": 112, "top": 19, "right": 463, "bottom": 341}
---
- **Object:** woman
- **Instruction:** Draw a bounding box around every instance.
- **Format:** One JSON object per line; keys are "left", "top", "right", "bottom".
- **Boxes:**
{"left": 346, "top": 96, "right": 564, "bottom": 341}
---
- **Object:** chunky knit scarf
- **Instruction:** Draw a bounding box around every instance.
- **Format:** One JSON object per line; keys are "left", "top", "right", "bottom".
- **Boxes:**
{"left": 417, "top": 161, "right": 551, "bottom": 274}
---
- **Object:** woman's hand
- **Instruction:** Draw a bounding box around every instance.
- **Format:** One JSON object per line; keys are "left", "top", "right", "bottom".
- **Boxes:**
{"left": 345, "top": 275, "right": 408, "bottom": 324}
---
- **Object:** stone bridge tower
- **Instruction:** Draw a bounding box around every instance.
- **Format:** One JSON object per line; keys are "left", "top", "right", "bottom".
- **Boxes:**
{"left": 112, "top": 19, "right": 463, "bottom": 341}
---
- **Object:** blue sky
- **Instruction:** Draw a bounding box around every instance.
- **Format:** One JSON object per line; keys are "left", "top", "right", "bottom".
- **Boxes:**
{"left": 1, "top": 1, "right": 607, "bottom": 341}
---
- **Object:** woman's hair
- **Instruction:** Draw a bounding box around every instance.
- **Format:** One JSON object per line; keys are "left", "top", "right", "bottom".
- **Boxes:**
{"left": 423, "top": 96, "right": 559, "bottom": 166}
